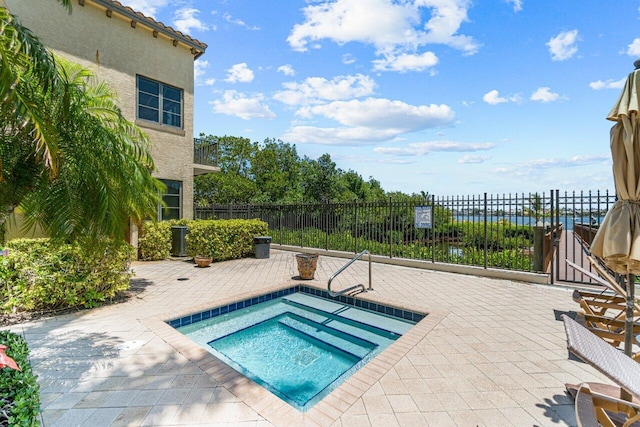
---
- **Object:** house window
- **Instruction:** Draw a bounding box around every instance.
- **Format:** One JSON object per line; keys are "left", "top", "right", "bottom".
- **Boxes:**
{"left": 159, "top": 179, "right": 182, "bottom": 220}
{"left": 137, "top": 75, "right": 182, "bottom": 128}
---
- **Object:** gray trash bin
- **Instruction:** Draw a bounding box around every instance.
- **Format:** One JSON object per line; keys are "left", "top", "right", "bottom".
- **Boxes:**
{"left": 171, "top": 226, "right": 188, "bottom": 257}
{"left": 254, "top": 236, "right": 271, "bottom": 259}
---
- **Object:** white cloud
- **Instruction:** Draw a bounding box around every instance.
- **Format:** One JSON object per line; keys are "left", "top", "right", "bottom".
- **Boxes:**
{"left": 118, "top": 0, "right": 169, "bottom": 18}
{"left": 372, "top": 51, "right": 438, "bottom": 72}
{"left": 627, "top": 38, "right": 640, "bottom": 56}
{"left": 493, "top": 155, "right": 610, "bottom": 176}
{"left": 280, "top": 98, "right": 455, "bottom": 146}
{"left": 273, "top": 74, "right": 376, "bottom": 106}
{"left": 374, "top": 141, "right": 494, "bottom": 156}
{"left": 342, "top": 54, "right": 356, "bottom": 65}
{"left": 546, "top": 29, "right": 579, "bottom": 61}
{"left": 530, "top": 87, "right": 560, "bottom": 103}
{"left": 482, "top": 89, "right": 521, "bottom": 105}
{"left": 304, "top": 98, "right": 454, "bottom": 131}
{"left": 589, "top": 78, "right": 626, "bottom": 90}
{"left": 224, "top": 63, "right": 255, "bottom": 83}
{"left": 459, "top": 154, "right": 491, "bottom": 163}
{"left": 173, "top": 7, "right": 208, "bottom": 34}
{"left": 204, "top": 78, "right": 215, "bottom": 86}
{"left": 210, "top": 90, "right": 275, "bottom": 120}
{"left": 483, "top": 90, "right": 507, "bottom": 105}
{"left": 222, "top": 13, "right": 260, "bottom": 30}
{"left": 281, "top": 126, "right": 401, "bottom": 145}
{"left": 194, "top": 59, "right": 210, "bottom": 86}
{"left": 287, "top": 0, "right": 478, "bottom": 72}
{"left": 506, "top": 0, "right": 523, "bottom": 12}
{"left": 277, "top": 65, "right": 296, "bottom": 76}
{"left": 420, "top": 0, "right": 479, "bottom": 55}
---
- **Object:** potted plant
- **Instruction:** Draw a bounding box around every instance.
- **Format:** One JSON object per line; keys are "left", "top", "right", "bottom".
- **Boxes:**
{"left": 295, "top": 253, "right": 319, "bottom": 279}
{"left": 194, "top": 255, "right": 212, "bottom": 268}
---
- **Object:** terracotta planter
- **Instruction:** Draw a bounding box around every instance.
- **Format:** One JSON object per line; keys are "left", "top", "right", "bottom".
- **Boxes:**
{"left": 296, "top": 254, "right": 318, "bottom": 280}
{"left": 194, "top": 256, "right": 212, "bottom": 268}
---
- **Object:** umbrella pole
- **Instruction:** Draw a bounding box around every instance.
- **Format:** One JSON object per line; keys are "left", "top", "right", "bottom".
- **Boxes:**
{"left": 621, "top": 273, "right": 635, "bottom": 402}
{"left": 624, "top": 273, "right": 635, "bottom": 358}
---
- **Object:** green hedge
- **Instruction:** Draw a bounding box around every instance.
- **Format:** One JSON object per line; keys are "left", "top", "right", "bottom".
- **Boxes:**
{"left": 138, "top": 219, "right": 268, "bottom": 262}
{"left": 138, "top": 221, "right": 172, "bottom": 261}
{"left": 0, "top": 331, "right": 40, "bottom": 426}
{"left": 0, "top": 238, "right": 133, "bottom": 313}
{"left": 186, "top": 219, "right": 268, "bottom": 261}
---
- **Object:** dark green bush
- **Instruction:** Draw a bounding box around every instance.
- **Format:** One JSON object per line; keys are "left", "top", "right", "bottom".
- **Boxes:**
{"left": 1, "top": 238, "right": 133, "bottom": 313}
{"left": 186, "top": 219, "right": 268, "bottom": 261}
{"left": 0, "top": 331, "right": 40, "bottom": 426}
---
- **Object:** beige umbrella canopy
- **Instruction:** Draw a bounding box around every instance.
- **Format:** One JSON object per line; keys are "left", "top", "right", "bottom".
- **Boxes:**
{"left": 589, "top": 60, "right": 640, "bottom": 360}
{"left": 591, "top": 62, "right": 640, "bottom": 275}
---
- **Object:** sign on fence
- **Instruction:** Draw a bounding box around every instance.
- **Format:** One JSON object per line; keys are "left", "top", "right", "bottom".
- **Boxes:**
{"left": 414, "top": 206, "right": 432, "bottom": 229}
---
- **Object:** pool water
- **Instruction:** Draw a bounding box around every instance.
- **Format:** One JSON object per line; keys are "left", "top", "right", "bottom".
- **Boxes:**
{"left": 175, "top": 291, "right": 416, "bottom": 411}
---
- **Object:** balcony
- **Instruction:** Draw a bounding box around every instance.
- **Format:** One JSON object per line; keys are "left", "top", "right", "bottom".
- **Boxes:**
{"left": 193, "top": 138, "right": 220, "bottom": 175}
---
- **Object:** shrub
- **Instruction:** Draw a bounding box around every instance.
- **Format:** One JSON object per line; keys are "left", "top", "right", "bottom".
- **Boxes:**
{"left": 0, "top": 331, "right": 40, "bottom": 426}
{"left": 186, "top": 219, "right": 268, "bottom": 261}
{"left": 1, "top": 238, "right": 133, "bottom": 313}
{"left": 138, "top": 221, "right": 172, "bottom": 261}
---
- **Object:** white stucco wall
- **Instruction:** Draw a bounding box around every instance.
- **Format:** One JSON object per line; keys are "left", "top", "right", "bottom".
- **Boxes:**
{"left": 6, "top": 0, "right": 199, "bottom": 221}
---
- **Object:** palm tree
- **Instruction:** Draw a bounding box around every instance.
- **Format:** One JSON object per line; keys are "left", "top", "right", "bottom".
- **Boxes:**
{"left": 17, "top": 57, "right": 164, "bottom": 242}
{"left": 0, "top": 0, "right": 71, "bottom": 176}
{"left": 1, "top": 1, "right": 162, "bottom": 244}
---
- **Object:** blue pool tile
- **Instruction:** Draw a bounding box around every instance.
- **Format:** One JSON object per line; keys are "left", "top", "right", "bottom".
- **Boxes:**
{"left": 355, "top": 299, "right": 363, "bottom": 308}
{"left": 181, "top": 316, "right": 192, "bottom": 326}
{"left": 378, "top": 305, "right": 387, "bottom": 314}
{"left": 259, "top": 295, "right": 266, "bottom": 303}
{"left": 265, "top": 294, "right": 272, "bottom": 301}
{"left": 211, "top": 307, "right": 220, "bottom": 317}
{"left": 202, "top": 311, "right": 211, "bottom": 320}
{"left": 220, "top": 306, "right": 228, "bottom": 315}
{"left": 192, "top": 313, "right": 202, "bottom": 323}
{"left": 251, "top": 297, "right": 259, "bottom": 305}
{"left": 402, "top": 311, "right": 413, "bottom": 320}
{"left": 228, "top": 303, "right": 237, "bottom": 313}
{"left": 169, "top": 319, "right": 180, "bottom": 328}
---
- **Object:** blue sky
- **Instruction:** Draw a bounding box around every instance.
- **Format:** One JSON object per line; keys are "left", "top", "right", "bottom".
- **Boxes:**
{"left": 120, "top": 0, "right": 640, "bottom": 196}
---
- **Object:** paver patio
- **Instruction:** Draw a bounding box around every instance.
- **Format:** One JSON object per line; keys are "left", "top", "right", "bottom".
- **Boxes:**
{"left": 3, "top": 249, "right": 613, "bottom": 426}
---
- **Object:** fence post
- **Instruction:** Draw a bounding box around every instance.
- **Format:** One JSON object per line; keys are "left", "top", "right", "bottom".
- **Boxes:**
{"left": 533, "top": 223, "right": 544, "bottom": 272}
{"left": 354, "top": 202, "right": 358, "bottom": 254}
{"left": 431, "top": 194, "right": 436, "bottom": 263}
{"left": 483, "top": 192, "right": 488, "bottom": 269}
{"left": 389, "top": 197, "right": 393, "bottom": 258}
{"left": 549, "top": 189, "right": 555, "bottom": 284}
{"left": 556, "top": 189, "right": 562, "bottom": 281}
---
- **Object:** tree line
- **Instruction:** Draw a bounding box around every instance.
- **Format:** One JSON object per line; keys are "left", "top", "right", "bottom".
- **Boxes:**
{"left": 194, "top": 134, "right": 430, "bottom": 206}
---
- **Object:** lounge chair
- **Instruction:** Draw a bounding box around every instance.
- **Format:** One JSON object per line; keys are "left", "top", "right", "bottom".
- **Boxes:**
{"left": 561, "top": 314, "right": 640, "bottom": 426}
{"left": 566, "top": 258, "right": 640, "bottom": 350}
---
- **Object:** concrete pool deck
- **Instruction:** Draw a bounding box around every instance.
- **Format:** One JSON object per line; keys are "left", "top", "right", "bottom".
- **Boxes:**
{"left": 3, "top": 250, "right": 613, "bottom": 426}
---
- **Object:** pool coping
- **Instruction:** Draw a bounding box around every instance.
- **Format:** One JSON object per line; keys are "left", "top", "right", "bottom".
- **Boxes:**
{"left": 140, "top": 279, "right": 447, "bottom": 426}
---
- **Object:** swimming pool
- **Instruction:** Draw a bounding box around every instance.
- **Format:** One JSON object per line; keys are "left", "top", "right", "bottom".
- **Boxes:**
{"left": 170, "top": 286, "right": 424, "bottom": 412}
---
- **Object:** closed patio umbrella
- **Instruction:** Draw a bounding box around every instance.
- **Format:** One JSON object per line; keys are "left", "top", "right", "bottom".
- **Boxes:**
{"left": 590, "top": 60, "right": 640, "bottom": 360}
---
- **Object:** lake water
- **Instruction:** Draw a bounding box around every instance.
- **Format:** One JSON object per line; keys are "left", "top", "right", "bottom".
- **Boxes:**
{"left": 453, "top": 215, "right": 605, "bottom": 230}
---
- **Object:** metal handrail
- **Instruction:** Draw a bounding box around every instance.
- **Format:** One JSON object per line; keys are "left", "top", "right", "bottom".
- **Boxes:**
{"left": 328, "top": 250, "right": 372, "bottom": 297}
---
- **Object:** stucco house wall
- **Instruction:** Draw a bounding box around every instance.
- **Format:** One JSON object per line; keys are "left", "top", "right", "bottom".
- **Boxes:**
{"left": 5, "top": 0, "right": 206, "bottom": 226}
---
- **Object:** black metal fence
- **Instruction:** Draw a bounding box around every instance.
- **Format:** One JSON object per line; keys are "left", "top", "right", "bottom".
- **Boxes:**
{"left": 195, "top": 190, "right": 616, "bottom": 284}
